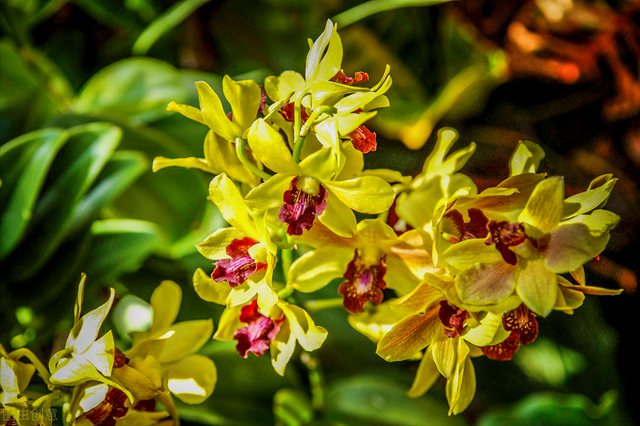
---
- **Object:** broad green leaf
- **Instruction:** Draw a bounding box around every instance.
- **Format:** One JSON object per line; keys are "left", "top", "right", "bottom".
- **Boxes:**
{"left": 74, "top": 57, "right": 188, "bottom": 125}
{"left": 84, "top": 218, "right": 162, "bottom": 279}
{"left": 67, "top": 150, "right": 148, "bottom": 235}
{"left": 325, "top": 375, "right": 465, "bottom": 426}
{"left": 0, "top": 128, "right": 68, "bottom": 259}
{"left": 2, "top": 123, "right": 121, "bottom": 282}
{"left": 273, "top": 388, "right": 314, "bottom": 426}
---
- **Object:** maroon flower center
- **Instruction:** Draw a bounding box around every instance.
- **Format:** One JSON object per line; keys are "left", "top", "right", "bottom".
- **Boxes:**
{"left": 338, "top": 251, "right": 387, "bottom": 314}
{"left": 438, "top": 301, "right": 468, "bottom": 338}
{"left": 279, "top": 177, "right": 328, "bottom": 236}
{"left": 481, "top": 304, "right": 538, "bottom": 361}
{"left": 85, "top": 387, "right": 129, "bottom": 426}
{"left": 349, "top": 125, "right": 377, "bottom": 153}
{"left": 212, "top": 237, "right": 267, "bottom": 287}
{"left": 113, "top": 347, "right": 129, "bottom": 368}
{"left": 485, "top": 220, "right": 527, "bottom": 265}
{"left": 233, "top": 300, "right": 284, "bottom": 358}
{"left": 443, "top": 208, "right": 489, "bottom": 243}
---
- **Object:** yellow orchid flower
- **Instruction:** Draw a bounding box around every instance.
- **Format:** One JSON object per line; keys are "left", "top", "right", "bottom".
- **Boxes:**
{"left": 243, "top": 119, "right": 395, "bottom": 238}
{"left": 123, "top": 280, "right": 216, "bottom": 406}
{"left": 214, "top": 298, "right": 327, "bottom": 376}
{"left": 1, "top": 344, "right": 58, "bottom": 426}
{"left": 192, "top": 172, "right": 279, "bottom": 310}
{"left": 48, "top": 275, "right": 129, "bottom": 398}
{"left": 287, "top": 218, "right": 435, "bottom": 313}
{"left": 374, "top": 275, "right": 509, "bottom": 415}
{"left": 73, "top": 382, "right": 170, "bottom": 426}
{"left": 153, "top": 75, "right": 266, "bottom": 185}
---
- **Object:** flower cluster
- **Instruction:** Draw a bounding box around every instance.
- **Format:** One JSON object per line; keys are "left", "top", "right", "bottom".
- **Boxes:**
{"left": 1, "top": 274, "right": 215, "bottom": 426}
{"left": 151, "top": 19, "right": 622, "bottom": 415}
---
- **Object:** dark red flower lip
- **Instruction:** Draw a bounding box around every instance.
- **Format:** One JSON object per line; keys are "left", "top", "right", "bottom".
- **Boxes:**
{"left": 279, "top": 176, "right": 328, "bottom": 236}
{"left": 233, "top": 300, "right": 284, "bottom": 358}
{"left": 338, "top": 251, "right": 387, "bottom": 314}
{"left": 349, "top": 125, "right": 377, "bottom": 154}
{"left": 481, "top": 304, "right": 538, "bottom": 361}
{"left": 212, "top": 237, "right": 267, "bottom": 287}
{"left": 438, "top": 301, "right": 468, "bottom": 338}
{"left": 485, "top": 220, "right": 527, "bottom": 265}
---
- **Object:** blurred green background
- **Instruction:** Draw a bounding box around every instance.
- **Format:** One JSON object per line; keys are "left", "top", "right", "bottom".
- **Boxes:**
{"left": 1, "top": 0, "right": 638, "bottom": 425}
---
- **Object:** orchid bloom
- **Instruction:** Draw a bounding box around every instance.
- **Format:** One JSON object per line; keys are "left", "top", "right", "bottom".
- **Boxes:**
{"left": 441, "top": 174, "right": 621, "bottom": 317}
{"left": 375, "top": 274, "right": 510, "bottom": 415}
{"left": 47, "top": 275, "right": 131, "bottom": 400}
{"left": 122, "top": 280, "right": 216, "bottom": 406}
{"left": 214, "top": 298, "right": 327, "bottom": 376}
{"left": 287, "top": 219, "right": 435, "bottom": 313}
{"left": 243, "top": 119, "right": 395, "bottom": 238}
{"left": 192, "top": 172, "right": 279, "bottom": 310}
{"left": 153, "top": 75, "right": 266, "bottom": 185}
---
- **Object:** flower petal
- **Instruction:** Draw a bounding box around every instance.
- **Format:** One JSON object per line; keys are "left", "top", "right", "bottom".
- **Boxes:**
{"left": 209, "top": 173, "right": 259, "bottom": 239}
{"left": 516, "top": 259, "right": 558, "bottom": 316}
{"left": 193, "top": 268, "right": 232, "bottom": 305}
{"left": 544, "top": 223, "right": 610, "bottom": 273}
{"left": 166, "top": 101, "right": 206, "bottom": 125}
{"left": 407, "top": 348, "right": 440, "bottom": 398}
{"left": 317, "top": 195, "right": 357, "bottom": 237}
{"left": 455, "top": 261, "right": 519, "bottom": 306}
{"left": 322, "top": 176, "right": 395, "bottom": 214}
{"left": 518, "top": 177, "right": 564, "bottom": 233}
{"left": 67, "top": 288, "right": 115, "bottom": 354}
{"left": 270, "top": 321, "right": 296, "bottom": 376}
{"left": 195, "top": 81, "right": 240, "bottom": 141}
{"left": 158, "top": 319, "right": 214, "bottom": 364}
{"left": 247, "top": 119, "right": 299, "bottom": 175}
{"left": 376, "top": 304, "right": 440, "bottom": 362}
{"left": 280, "top": 303, "right": 328, "bottom": 352}
{"left": 244, "top": 173, "right": 295, "bottom": 211}
{"left": 166, "top": 354, "right": 216, "bottom": 404}
{"left": 288, "top": 245, "right": 353, "bottom": 293}
{"left": 149, "top": 281, "right": 181, "bottom": 336}
{"left": 223, "top": 75, "right": 261, "bottom": 133}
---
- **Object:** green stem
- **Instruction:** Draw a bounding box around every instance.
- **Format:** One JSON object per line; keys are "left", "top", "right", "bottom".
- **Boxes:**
{"left": 9, "top": 348, "right": 54, "bottom": 389}
{"left": 32, "top": 390, "right": 63, "bottom": 410}
{"left": 300, "top": 106, "right": 335, "bottom": 137}
{"left": 277, "top": 286, "right": 294, "bottom": 299}
{"left": 303, "top": 298, "right": 345, "bottom": 313}
{"left": 300, "top": 351, "right": 325, "bottom": 412}
{"left": 65, "top": 382, "right": 86, "bottom": 426}
{"left": 292, "top": 135, "right": 306, "bottom": 164}
{"left": 235, "top": 138, "right": 271, "bottom": 180}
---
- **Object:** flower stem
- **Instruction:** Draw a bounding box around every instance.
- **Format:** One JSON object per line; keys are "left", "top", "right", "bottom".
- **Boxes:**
{"left": 292, "top": 135, "right": 306, "bottom": 164}
{"left": 300, "top": 351, "right": 325, "bottom": 412}
{"left": 9, "top": 347, "right": 54, "bottom": 390}
{"left": 303, "top": 298, "right": 345, "bottom": 313}
{"left": 235, "top": 137, "right": 271, "bottom": 180}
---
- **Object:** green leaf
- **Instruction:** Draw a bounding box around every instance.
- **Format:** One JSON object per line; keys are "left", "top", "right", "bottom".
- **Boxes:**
{"left": 333, "top": 0, "right": 454, "bottom": 28}
{"left": 2, "top": 123, "right": 121, "bottom": 281}
{"left": 132, "top": 0, "right": 211, "bottom": 55}
{"left": 0, "top": 128, "right": 68, "bottom": 259}
{"left": 325, "top": 375, "right": 466, "bottom": 426}
{"left": 273, "top": 388, "right": 314, "bottom": 426}
{"left": 83, "top": 218, "right": 162, "bottom": 279}
{"left": 67, "top": 150, "right": 148, "bottom": 234}
{"left": 73, "top": 57, "right": 188, "bottom": 125}
{"left": 478, "top": 391, "right": 619, "bottom": 426}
